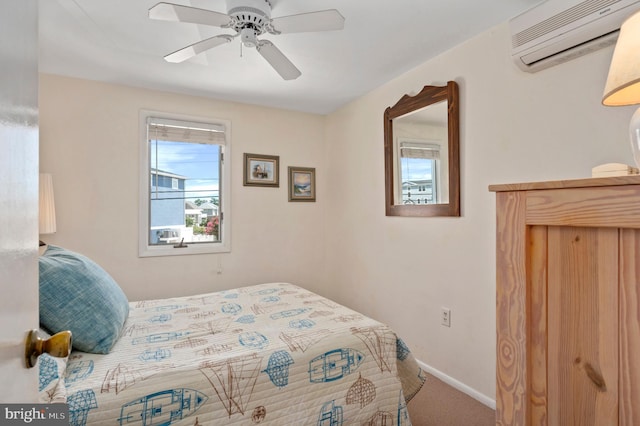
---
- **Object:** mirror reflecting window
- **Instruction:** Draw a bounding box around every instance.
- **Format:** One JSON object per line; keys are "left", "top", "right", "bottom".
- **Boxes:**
{"left": 384, "top": 81, "right": 460, "bottom": 217}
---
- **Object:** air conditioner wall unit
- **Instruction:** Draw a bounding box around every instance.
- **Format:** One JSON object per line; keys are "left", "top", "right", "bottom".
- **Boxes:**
{"left": 510, "top": 0, "right": 640, "bottom": 73}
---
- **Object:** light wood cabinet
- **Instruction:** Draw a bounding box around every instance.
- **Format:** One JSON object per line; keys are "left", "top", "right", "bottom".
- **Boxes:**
{"left": 489, "top": 176, "right": 640, "bottom": 425}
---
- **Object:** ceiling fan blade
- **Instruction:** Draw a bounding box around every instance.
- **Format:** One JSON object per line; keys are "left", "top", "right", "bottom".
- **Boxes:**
{"left": 270, "top": 9, "right": 345, "bottom": 34}
{"left": 257, "top": 40, "right": 301, "bottom": 80}
{"left": 165, "top": 35, "right": 234, "bottom": 63}
{"left": 149, "top": 2, "right": 231, "bottom": 27}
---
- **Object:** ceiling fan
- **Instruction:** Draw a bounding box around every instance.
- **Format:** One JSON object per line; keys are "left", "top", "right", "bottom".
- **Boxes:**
{"left": 149, "top": 0, "right": 345, "bottom": 80}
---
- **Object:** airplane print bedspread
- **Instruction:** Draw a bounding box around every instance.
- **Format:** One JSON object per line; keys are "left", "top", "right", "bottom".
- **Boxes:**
{"left": 46, "top": 283, "right": 426, "bottom": 425}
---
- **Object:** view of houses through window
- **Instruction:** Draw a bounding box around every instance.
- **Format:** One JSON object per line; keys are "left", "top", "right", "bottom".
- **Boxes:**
{"left": 150, "top": 164, "right": 220, "bottom": 246}
{"left": 398, "top": 140, "right": 440, "bottom": 204}
{"left": 148, "top": 118, "right": 224, "bottom": 248}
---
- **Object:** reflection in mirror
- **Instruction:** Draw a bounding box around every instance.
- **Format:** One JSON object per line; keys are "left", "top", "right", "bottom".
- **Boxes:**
{"left": 394, "top": 101, "right": 448, "bottom": 205}
{"left": 384, "top": 81, "right": 460, "bottom": 217}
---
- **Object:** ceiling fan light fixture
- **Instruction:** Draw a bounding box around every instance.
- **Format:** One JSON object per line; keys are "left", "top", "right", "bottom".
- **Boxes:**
{"left": 240, "top": 27, "right": 259, "bottom": 48}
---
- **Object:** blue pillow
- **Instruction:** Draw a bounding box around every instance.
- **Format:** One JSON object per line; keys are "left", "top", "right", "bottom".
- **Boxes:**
{"left": 39, "top": 245, "right": 129, "bottom": 354}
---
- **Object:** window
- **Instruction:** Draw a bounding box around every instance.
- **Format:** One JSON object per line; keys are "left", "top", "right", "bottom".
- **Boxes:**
{"left": 139, "top": 112, "right": 231, "bottom": 257}
{"left": 397, "top": 139, "right": 441, "bottom": 205}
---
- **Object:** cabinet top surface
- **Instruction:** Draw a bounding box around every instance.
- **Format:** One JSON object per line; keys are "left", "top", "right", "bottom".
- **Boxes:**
{"left": 489, "top": 174, "right": 640, "bottom": 192}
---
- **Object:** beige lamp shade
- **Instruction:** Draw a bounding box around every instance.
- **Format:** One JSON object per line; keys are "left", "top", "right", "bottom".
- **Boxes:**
{"left": 39, "top": 173, "right": 57, "bottom": 234}
{"left": 603, "top": 10, "right": 640, "bottom": 105}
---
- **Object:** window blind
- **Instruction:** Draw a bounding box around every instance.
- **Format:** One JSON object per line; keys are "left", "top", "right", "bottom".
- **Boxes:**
{"left": 399, "top": 141, "right": 440, "bottom": 160}
{"left": 148, "top": 117, "right": 226, "bottom": 144}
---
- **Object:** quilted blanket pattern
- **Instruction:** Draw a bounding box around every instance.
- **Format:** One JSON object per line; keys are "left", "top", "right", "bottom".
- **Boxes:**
{"left": 49, "top": 283, "right": 425, "bottom": 425}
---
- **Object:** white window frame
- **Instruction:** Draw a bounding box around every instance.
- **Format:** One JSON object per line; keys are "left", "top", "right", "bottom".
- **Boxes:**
{"left": 138, "top": 110, "right": 231, "bottom": 257}
{"left": 395, "top": 137, "right": 442, "bottom": 205}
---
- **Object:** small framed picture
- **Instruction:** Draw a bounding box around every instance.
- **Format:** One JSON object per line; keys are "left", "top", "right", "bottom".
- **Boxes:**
{"left": 243, "top": 153, "right": 279, "bottom": 187}
{"left": 288, "top": 166, "right": 316, "bottom": 202}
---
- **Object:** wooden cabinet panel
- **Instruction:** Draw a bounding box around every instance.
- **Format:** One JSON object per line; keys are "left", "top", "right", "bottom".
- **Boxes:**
{"left": 529, "top": 225, "right": 548, "bottom": 426}
{"left": 495, "top": 191, "right": 528, "bottom": 426}
{"left": 526, "top": 187, "right": 640, "bottom": 229}
{"left": 619, "top": 230, "right": 640, "bottom": 426}
{"left": 491, "top": 176, "right": 640, "bottom": 426}
{"left": 546, "top": 227, "right": 618, "bottom": 425}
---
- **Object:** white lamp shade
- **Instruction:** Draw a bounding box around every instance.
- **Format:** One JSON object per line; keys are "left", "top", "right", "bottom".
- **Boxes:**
{"left": 603, "top": 10, "right": 640, "bottom": 105}
{"left": 39, "top": 173, "right": 57, "bottom": 235}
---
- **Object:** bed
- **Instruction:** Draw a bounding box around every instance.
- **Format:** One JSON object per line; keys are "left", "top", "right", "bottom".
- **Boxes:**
{"left": 37, "top": 246, "right": 425, "bottom": 425}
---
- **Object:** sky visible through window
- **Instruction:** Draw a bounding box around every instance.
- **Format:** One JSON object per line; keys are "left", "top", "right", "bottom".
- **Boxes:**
{"left": 402, "top": 157, "right": 433, "bottom": 181}
{"left": 151, "top": 140, "right": 220, "bottom": 202}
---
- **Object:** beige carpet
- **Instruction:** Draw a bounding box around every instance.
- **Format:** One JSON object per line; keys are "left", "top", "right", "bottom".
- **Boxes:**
{"left": 407, "top": 373, "right": 495, "bottom": 426}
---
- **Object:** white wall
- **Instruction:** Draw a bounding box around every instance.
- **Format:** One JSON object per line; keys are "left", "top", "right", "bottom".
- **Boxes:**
{"left": 39, "top": 74, "right": 327, "bottom": 302}
{"left": 39, "top": 21, "right": 640, "bottom": 405}
{"left": 323, "top": 23, "right": 637, "bottom": 402}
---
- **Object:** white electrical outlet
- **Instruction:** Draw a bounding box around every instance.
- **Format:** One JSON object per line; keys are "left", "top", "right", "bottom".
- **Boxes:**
{"left": 441, "top": 307, "right": 451, "bottom": 327}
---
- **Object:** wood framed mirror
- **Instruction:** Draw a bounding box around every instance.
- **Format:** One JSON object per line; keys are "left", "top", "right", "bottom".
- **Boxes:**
{"left": 384, "top": 81, "right": 460, "bottom": 217}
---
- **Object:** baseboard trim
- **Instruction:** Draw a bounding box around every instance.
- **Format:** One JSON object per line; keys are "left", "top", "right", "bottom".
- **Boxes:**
{"left": 416, "top": 359, "right": 496, "bottom": 410}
